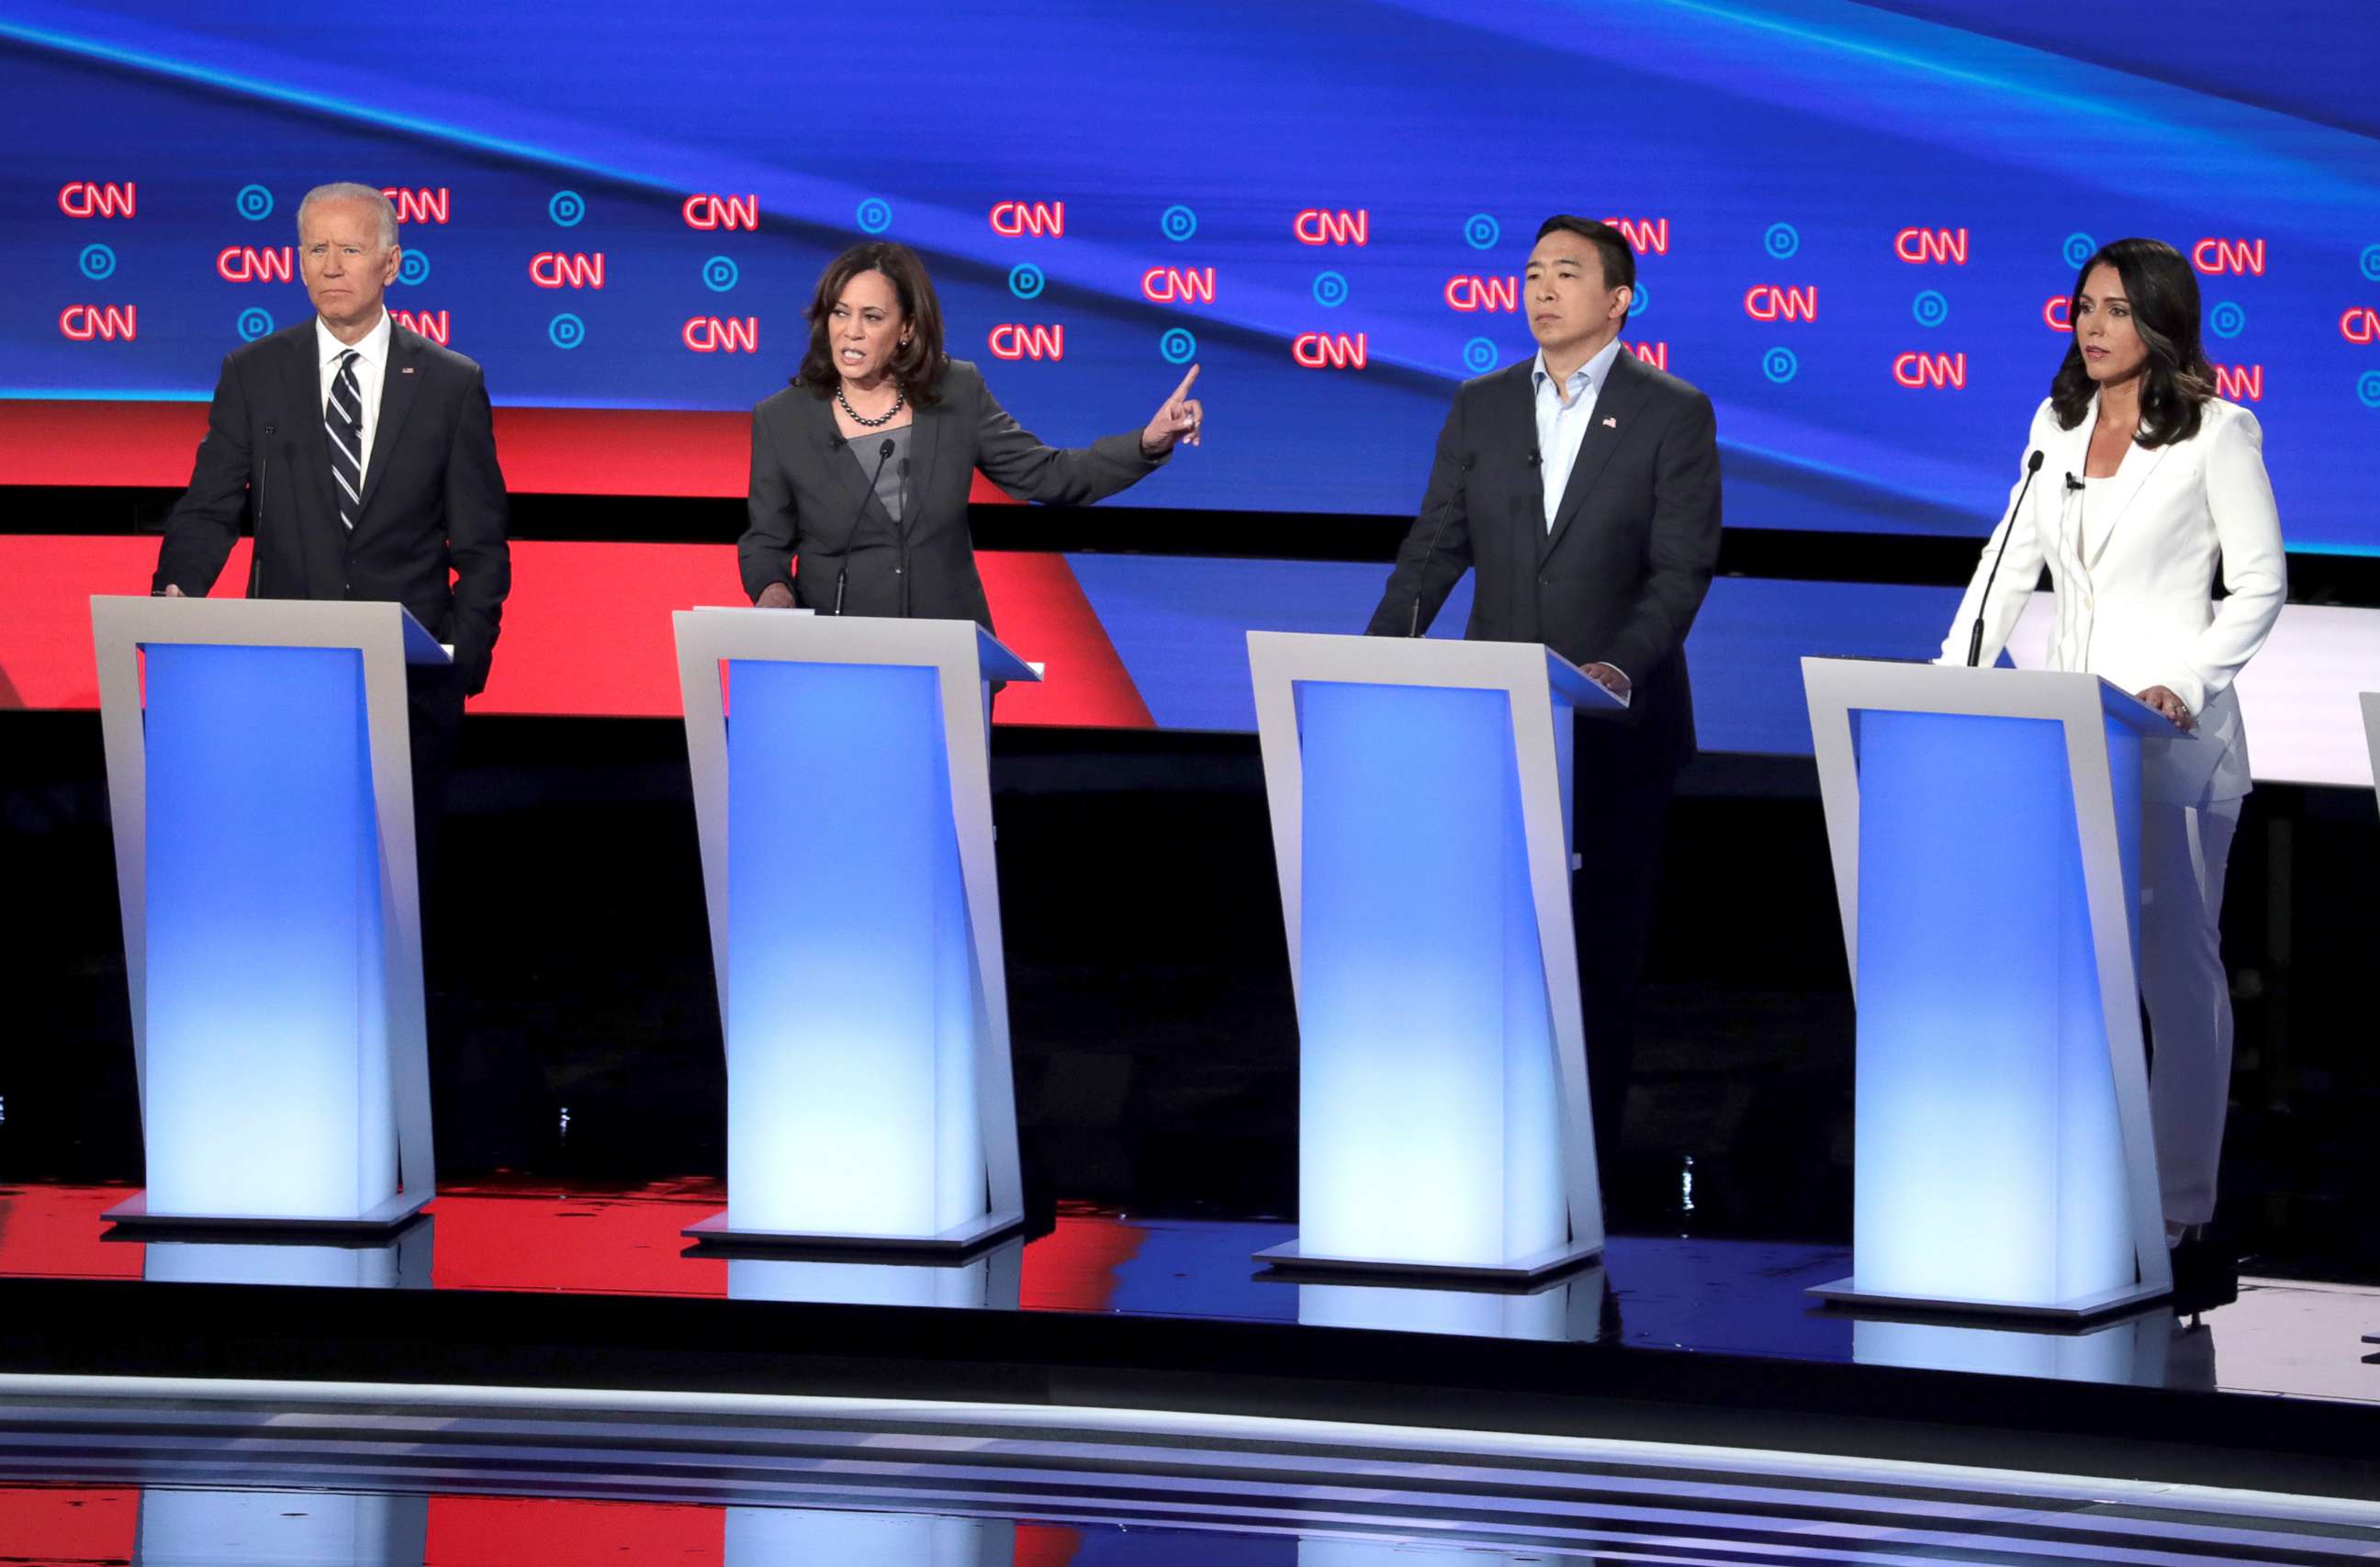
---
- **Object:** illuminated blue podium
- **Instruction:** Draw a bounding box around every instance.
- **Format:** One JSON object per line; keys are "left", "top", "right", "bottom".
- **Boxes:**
{"left": 1247, "top": 632, "right": 1621, "bottom": 1282}
{"left": 1802, "top": 658, "right": 2174, "bottom": 1318}
{"left": 674, "top": 610, "right": 1037, "bottom": 1252}
{"left": 91, "top": 595, "right": 446, "bottom": 1232}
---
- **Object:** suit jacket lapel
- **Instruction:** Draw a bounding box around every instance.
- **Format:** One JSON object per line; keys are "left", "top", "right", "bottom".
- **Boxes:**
{"left": 279, "top": 325, "right": 338, "bottom": 525}
{"left": 1541, "top": 349, "right": 1649, "bottom": 565}
{"left": 904, "top": 393, "right": 942, "bottom": 529}
{"left": 2083, "top": 437, "right": 2168, "bottom": 569}
{"left": 355, "top": 324, "right": 421, "bottom": 525}
{"left": 810, "top": 397, "right": 896, "bottom": 551}
{"left": 2065, "top": 390, "right": 2168, "bottom": 567}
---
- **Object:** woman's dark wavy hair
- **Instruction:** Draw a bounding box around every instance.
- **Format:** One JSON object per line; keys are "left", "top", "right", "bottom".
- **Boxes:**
{"left": 796, "top": 241, "right": 948, "bottom": 406}
{"left": 2049, "top": 237, "right": 2215, "bottom": 448}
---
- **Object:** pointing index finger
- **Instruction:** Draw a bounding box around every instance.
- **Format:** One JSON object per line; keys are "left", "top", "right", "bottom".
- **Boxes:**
{"left": 1168, "top": 364, "right": 1201, "bottom": 403}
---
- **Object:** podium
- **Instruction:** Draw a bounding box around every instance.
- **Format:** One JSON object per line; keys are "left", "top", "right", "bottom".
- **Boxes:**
{"left": 2364, "top": 692, "right": 2379, "bottom": 814}
{"left": 1802, "top": 658, "right": 2174, "bottom": 1318}
{"left": 1246, "top": 632, "right": 1621, "bottom": 1282}
{"left": 91, "top": 596, "right": 445, "bottom": 1232}
{"left": 674, "top": 610, "right": 1037, "bottom": 1252}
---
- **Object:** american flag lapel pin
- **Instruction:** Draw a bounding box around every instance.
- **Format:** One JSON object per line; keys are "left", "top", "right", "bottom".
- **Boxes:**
{"left": 400, "top": 366, "right": 416, "bottom": 375}
{"left": 1601, "top": 415, "right": 1617, "bottom": 428}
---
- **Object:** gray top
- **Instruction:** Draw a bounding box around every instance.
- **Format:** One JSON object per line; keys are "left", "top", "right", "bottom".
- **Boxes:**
{"left": 843, "top": 421, "right": 912, "bottom": 526}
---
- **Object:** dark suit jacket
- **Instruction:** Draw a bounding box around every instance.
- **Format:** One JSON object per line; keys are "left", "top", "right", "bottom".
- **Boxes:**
{"left": 1365, "top": 347, "right": 1722, "bottom": 770}
{"left": 740, "top": 358, "right": 1163, "bottom": 624}
{"left": 152, "top": 317, "right": 512, "bottom": 695}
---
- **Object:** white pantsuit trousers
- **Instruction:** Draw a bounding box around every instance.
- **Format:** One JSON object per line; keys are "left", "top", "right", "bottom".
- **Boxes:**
{"left": 2139, "top": 794, "right": 2244, "bottom": 1228}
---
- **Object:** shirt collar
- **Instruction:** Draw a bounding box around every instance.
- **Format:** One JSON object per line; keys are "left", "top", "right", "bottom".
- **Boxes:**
{"left": 317, "top": 307, "right": 392, "bottom": 371}
{"left": 1532, "top": 336, "right": 1625, "bottom": 398}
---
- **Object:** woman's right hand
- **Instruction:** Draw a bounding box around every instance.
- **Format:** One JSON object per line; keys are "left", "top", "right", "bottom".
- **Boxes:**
{"left": 755, "top": 581, "right": 796, "bottom": 610}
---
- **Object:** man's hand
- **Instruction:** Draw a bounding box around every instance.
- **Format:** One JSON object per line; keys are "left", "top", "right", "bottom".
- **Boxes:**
{"left": 1581, "top": 662, "right": 1631, "bottom": 698}
{"left": 2137, "top": 684, "right": 2195, "bottom": 731}
{"left": 1139, "top": 364, "right": 1203, "bottom": 457}
{"left": 161, "top": 584, "right": 185, "bottom": 598}
{"left": 755, "top": 582, "right": 795, "bottom": 610}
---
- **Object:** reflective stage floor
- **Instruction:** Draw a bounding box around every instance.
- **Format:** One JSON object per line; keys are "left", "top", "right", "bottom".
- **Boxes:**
{"left": 3, "top": 1178, "right": 2378, "bottom": 1560}
{"left": 6, "top": 1383, "right": 2380, "bottom": 1565}
{"left": 6, "top": 1180, "right": 2378, "bottom": 1404}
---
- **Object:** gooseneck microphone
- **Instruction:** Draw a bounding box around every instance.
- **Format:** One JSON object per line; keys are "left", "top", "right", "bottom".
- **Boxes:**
{"left": 247, "top": 420, "right": 277, "bottom": 598}
{"left": 894, "top": 454, "right": 914, "bottom": 619}
{"left": 1965, "top": 449, "right": 2046, "bottom": 668}
{"left": 1407, "top": 453, "right": 1476, "bottom": 636}
{"left": 833, "top": 436, "right": 898, "bottom": 616}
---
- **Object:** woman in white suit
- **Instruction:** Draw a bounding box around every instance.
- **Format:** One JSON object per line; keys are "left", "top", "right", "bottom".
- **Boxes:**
{"left": 1941, "top": 237, "right": 2285, "bottom": 1257}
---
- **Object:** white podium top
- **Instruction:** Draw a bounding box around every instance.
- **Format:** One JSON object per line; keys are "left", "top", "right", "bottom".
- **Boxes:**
{"left": 1247, "top": 631, "right": 1625, "bottom": 711}
{"left": 1804, "top": 657, "right": 2171, "bottom": 735}
{"left": 673, "top": 609, "right": 1039, "bottom": 685}
{"left": 92, "top": 595, "right": 452, "bottom": 666}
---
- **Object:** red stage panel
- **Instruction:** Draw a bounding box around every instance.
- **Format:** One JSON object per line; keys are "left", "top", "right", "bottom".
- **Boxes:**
{"left": 0, "top": 1487, "right": 140, "bottom": 1562}
{"left": 0, "top": 401, "right": 1023, "bottom": 502}
{"left": 428, "top": 1187, "right": 726, "bottom": 1298}
{"left": 426, "top": 1495, "right": 723, "bottom": 1565}
{"left": 0, "top": 536, "right": 1152, "bottom": 727}
{"left": 0, "top": 1187, "right": 146, "bottom": 1281}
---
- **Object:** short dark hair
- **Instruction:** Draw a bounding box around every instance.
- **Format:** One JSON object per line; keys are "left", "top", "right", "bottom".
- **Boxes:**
{"left": 797, "top": 241, "right": 948, "bottom": 406}
{"left": 1533, "top": 215, "right": 1635, "bottom": 295}
{"left": 2049, "top": 237, "right": 2215, "bottom": 448}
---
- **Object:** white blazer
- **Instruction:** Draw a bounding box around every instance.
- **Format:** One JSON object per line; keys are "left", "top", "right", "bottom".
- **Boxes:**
{"left": 1940, "top": 394, "right": 2286, "bottom": 805}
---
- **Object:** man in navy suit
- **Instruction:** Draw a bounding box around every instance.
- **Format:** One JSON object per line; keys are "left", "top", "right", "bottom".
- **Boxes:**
{"left": 152, "top": 181, "right": 511, "bottom": 827}
{"left": 1368, "top": 215, "right": 1723, "bottom": 1157}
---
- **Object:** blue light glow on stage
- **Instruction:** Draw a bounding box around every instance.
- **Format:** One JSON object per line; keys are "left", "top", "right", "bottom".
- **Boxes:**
{"left": 140, "top": 642, "right": 396, "bottom": 1221}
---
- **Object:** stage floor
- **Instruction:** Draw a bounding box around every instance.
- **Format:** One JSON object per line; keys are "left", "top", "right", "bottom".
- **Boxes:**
{"left": 7, "top": 1380, "right": 2380, "bottom": 1565}
{"left": 6, "top": 1185, "right": 2380, "bottom": 1556}
{"left": 4, "top": 1178, "right": 2376, "bottom": 1408}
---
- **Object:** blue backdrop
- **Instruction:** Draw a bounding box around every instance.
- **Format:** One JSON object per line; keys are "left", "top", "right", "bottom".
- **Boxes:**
{"left": 6, "top": 0, "right": 2377, "bottom": 547}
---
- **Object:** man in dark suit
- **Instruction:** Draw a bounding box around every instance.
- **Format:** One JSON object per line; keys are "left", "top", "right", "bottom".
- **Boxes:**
{"left": 1367, "top": 214, "right": 1723, "bottom": 1155}
{"left": 152, "top": 181, "right": 511, "bottom": 838}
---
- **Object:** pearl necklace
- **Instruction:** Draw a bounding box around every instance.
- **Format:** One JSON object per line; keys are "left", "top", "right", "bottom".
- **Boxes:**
{"left": 837, "top": 383, "right": 904, "bottom": 428}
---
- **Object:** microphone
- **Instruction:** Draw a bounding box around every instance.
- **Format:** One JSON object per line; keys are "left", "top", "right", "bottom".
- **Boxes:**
{"left": 246, "top": 420, "right": 276, "bottom": 598}
{"left": 1525, "top": 448, "right": 1543, "bottom": 467}
{"left": 832, "top": 436, "right": 898, "bottom": 616}
{"left": 1407, "top": 453, "right": 1476, "bottom": 636}
{"left": 1965, "top": 449, "right": 2047, "bottom": 668}
{"left": 2064, "top": 471, "right": 2086, "bottom": 493}
{"left": 894, "top": 453, "right": 914, "bottom": 619}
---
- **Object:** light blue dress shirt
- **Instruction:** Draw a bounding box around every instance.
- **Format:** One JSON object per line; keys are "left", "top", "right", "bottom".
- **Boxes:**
{"left": 1531, "top": 335, "right": 1626, "bottom": 532}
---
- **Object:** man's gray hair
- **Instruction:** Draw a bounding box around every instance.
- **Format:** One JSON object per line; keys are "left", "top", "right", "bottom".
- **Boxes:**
{"left": 297, "top": 182, "right": 399, "bottom": 249}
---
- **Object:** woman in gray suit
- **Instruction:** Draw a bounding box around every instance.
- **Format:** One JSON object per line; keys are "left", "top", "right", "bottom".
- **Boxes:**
{"left": 742, "top": 241, "right": 1202, "bottom": 620}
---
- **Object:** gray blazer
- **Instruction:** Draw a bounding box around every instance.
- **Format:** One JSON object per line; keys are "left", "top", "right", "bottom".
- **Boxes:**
{"left": 740, "top": 358, "right": 1163, "bottom": 626}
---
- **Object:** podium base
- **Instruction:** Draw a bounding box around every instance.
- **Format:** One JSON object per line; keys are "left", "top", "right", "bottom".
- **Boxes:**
{"left": 682, "top": 1207, "right": 1024, "bottom": 1258}
{"left": 103, "top": 1189, "right": 433, "bottom": 1237}
{"left": 1255, "top": 1236, "right": 1602, "bottom": 1286}
{"left": 1809, "top": 1274, "right": 2170, "bottom": 1323}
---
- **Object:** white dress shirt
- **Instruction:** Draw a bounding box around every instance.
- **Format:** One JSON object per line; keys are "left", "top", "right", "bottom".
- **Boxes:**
{"left": 1531, "top": 335, "right": 1626, "bottom": 532}
{"left": 317, "top": 308, "right": 392, "bottom": 481}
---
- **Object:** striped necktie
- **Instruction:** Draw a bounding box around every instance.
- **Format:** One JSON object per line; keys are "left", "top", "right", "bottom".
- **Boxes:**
{"left": 326, "top": 348, "right": 364, "bottom": 531}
